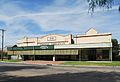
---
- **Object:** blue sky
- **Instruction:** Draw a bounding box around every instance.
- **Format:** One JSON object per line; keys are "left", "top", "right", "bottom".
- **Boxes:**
{"left": 0, "top": 0, "right": 120, "bottom": 46}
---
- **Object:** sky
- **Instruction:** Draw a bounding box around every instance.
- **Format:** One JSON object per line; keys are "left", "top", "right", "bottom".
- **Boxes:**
{"left": 0, "top": 0, "right": 120, "bottom": 47}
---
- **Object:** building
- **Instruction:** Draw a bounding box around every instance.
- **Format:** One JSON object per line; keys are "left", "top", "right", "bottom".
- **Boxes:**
{"left": 17, "top": 34, "right": 72, "bottom": 46}
{"left": 74, "top": 28, "right": 112, "bottom": 61}
{"left": 7, "top": 28, "right": 112, "bottom": 61}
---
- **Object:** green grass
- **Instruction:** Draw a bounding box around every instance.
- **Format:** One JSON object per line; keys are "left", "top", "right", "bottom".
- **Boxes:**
{"left": 61, "top": 61, "right": 120, "bottom": 66}
{"left": 0, "top": 59, "right": 22, "bottom": 62}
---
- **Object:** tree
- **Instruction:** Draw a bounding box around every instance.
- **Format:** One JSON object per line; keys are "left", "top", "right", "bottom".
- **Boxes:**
{"left": 119, "top": 5, "right": 120, "bottom": 11}
{"left": 12, "top": 45, "right": 17, "bottom": 47}
{"left": 87, "top": 0, "right": 120, "bottom": 13}
{"left": 112, "top": 39, "right": 119, "bottom": 60}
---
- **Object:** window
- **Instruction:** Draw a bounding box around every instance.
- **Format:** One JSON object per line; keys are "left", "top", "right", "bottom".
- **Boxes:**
{"left": 102, "top": 50, "right": 109, "bottom": 59}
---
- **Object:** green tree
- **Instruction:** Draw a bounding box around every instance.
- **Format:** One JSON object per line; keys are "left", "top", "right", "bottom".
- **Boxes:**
{"left": 87, "top": 0, "right": 120, "bottom": 13}
{"left": 112, "top": 39, "right": 119, "bottom": 60}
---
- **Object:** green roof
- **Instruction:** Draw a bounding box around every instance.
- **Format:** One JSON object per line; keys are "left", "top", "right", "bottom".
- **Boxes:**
{"left": 7, "top": 45, "right": 54, "bottom": 51}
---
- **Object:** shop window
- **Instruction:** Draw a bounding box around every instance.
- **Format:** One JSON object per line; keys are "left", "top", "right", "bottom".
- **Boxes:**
{"left": 102, "top": 50, "right": 109, "bottom": 59}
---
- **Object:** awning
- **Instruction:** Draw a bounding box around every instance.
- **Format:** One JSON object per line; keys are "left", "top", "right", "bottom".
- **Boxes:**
{"left": 55, "top": 43, "right": 112, "bottom": 49}
{"left": 7, "top": 49, "right": 78, "bottom": 55}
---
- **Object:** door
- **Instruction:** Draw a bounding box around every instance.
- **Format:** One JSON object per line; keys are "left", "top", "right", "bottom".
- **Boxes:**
{"left": 88, "top": 49, "right": 96, "bottom": 61}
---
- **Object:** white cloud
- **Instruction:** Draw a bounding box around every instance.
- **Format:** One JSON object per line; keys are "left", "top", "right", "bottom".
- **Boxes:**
{"left": 0, "top": 0, "right": 120, "bottom": 46}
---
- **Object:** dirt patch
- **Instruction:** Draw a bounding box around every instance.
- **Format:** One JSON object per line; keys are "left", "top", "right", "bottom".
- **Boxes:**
{"left": 22, "top": 60, "right": 64, "bottom": 65}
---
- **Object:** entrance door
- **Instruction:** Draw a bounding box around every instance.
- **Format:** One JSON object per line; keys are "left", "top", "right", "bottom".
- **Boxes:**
{"left": 88, "top": 49, "right": 96, "bottom": 61}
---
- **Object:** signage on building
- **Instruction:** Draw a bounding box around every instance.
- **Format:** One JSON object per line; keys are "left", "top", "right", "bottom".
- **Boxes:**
{"left": 47, "top": 36, "right": 56, "bottom": 41}
{"left": 39, "top": 46, "right": 49, "bottom": 49}
{"left": 7, "top": 45, "right": 54, "bottom": 51}
{"left": 34, "top": 45, "right": 54, "bottom": 50}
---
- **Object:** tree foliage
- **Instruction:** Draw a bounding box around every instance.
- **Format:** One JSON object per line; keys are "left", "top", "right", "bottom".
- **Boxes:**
{"left": 112, "top": 39, "right": 119, "bottom": 60}
{"left": 87, "top": 0, "right": 120, "bottom": 13}
{"left": 119, "top": 5, "right": 120, "bottom": 11}
{"left": 12, "top": 45, "right": 17, "bottom": 47}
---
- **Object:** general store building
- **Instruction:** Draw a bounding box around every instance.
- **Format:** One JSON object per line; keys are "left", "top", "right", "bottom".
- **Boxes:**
{"left": 7, "top": 28, "right": 112, "bottom": 61}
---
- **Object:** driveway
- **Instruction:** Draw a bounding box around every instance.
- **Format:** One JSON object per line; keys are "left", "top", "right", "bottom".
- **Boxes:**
{"left": 0, "top": 62, "right": 120, "bottom": 82}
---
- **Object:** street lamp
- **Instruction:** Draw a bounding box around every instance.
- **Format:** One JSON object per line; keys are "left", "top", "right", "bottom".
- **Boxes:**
{"left": 0, "top": 29, "right": 6, "bottom": 61}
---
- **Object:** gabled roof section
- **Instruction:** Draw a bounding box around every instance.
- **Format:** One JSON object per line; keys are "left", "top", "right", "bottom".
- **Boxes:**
{"left": 86, "top": 28, "right": 97, "bottom": 35}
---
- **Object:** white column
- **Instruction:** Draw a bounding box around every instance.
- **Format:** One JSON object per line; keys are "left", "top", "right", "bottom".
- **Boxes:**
{"left": 53, "top": 56, "right": 55, "bottom": 61}
{"left": 109, "top": 48, "right": 112, "bottom": 61}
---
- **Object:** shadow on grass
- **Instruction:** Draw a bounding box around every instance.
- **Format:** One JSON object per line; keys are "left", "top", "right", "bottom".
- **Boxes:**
{"left": 0, "top": 71, "right": 120, "bottom": 82}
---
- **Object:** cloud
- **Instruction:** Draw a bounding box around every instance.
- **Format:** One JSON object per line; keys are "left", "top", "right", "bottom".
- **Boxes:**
{"left": 0, "top": 0, "right": 120, "bottom": 46}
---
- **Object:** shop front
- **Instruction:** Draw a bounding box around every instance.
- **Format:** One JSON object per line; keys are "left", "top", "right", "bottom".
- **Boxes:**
{"left": 78, "top": 48, "right": 112, "bottom": 61}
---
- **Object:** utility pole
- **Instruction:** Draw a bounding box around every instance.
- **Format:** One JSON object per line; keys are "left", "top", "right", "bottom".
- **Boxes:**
{"left": 0, "top": 29, "right": 5, "bottom": 61}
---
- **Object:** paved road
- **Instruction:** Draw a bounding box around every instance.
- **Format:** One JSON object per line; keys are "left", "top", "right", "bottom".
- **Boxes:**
{"left": 0, "top": 62, "right": 120, "bottom": 82}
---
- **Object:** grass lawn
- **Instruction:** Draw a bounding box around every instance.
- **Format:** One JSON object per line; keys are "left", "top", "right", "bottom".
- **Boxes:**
{"left": 61, "top": 61, "right": 120, "bottom": 66}
{"left": 0, "top": 59, "right": 22, "bottom": 62}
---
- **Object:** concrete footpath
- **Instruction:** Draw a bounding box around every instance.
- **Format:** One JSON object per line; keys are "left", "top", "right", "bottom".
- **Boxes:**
{"left": 1, "top": 60, "right": 120, "bottom": 72}
{"left": 20, "top": 60, "right": 120, "bottom": 72}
